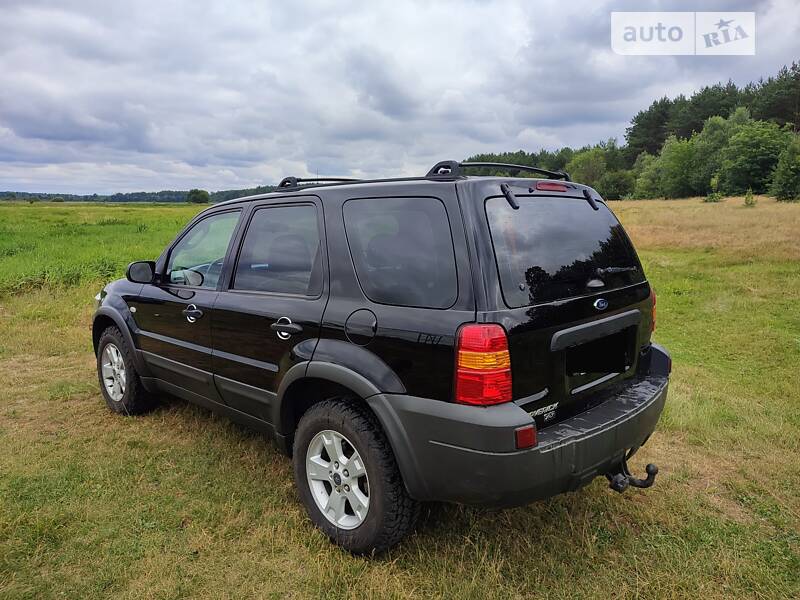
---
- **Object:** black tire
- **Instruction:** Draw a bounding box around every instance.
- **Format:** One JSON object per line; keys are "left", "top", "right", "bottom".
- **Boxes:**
{"left": 96, "top": 326, "right": 157, "bottom": 415}
{"left": 293, "top": 398, "right": 420, "bottom": 554}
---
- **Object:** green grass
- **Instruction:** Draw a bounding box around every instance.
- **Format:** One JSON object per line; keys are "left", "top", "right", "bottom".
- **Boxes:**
{"left": 0, "top": 199, "right": 798, "bottom": 598}
{"left": 0, "top": 203, "right": 203, "bottom": 296}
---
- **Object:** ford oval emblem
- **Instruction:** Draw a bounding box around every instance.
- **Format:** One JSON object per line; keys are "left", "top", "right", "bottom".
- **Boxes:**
{"left": 594, "top": 298, "right": 609, "bottom": 311}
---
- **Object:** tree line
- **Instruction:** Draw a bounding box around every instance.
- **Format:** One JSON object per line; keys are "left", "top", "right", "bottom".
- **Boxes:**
{"left": 0, "top": 185, "right": 277, "bottom": 204}
{"left": 467, "top": 62, "right": 800, "bottom": 201}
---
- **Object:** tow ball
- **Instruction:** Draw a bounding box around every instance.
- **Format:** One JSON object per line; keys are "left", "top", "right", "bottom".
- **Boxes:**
{"left": 606, "top": 450, "right": 659, "bottom": 493}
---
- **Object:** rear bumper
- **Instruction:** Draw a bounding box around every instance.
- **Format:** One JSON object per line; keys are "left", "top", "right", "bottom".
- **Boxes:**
{"left": 367, "top": 344, "right": 670, "bottom": 507}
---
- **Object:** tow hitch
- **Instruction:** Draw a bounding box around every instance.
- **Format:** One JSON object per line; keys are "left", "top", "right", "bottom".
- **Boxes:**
{"left": 606, "top": 448, "right": 659, "bottom": 493}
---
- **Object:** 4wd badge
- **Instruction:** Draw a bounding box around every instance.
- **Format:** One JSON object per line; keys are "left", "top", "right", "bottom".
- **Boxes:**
{"left": 529, "top": 402, "right": 559, "bottom": 422}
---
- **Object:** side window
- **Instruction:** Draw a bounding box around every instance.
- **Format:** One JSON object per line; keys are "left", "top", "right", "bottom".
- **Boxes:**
{"left": 343, "top": 197, "right": 457, "bottom": 309}
{"left": 166, "top": 211, "right": 240, "bottom": 288}
{"left": 233, "top": 204, "right": 322, "bottom": 296}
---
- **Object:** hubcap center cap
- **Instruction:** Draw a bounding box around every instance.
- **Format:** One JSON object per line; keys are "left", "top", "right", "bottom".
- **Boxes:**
{"left": 333, "top": 473, "right": 342, "bottom": 486}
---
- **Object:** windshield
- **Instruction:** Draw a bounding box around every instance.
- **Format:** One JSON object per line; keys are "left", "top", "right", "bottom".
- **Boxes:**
{"left": 485, "top": 196, "right": 644, "bottom": 307}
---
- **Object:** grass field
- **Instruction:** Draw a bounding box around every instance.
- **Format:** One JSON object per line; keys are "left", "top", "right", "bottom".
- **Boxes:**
{"left": 1, "top": 197, "right": 798, "bottom": 599}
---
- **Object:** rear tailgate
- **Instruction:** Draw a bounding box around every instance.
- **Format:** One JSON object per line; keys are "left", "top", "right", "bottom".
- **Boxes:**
{"left": 481, "top": 185, "right": 654, "bottom": 427}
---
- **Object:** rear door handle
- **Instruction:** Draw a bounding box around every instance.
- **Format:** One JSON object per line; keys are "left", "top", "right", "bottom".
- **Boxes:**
{"left": 182, "top": 304, "right": 204, "bottom": 323}
{"left": 270, "top": 317, "right": 302, "bottom": 340}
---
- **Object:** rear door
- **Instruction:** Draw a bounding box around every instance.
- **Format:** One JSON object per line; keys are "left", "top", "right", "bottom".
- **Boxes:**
{"left": 211, "top": 198, "right": 327, "bottom": 422}
{"left": 131, "top": 209, "right": 242, "bottom": 399}
{"left": 478, "top": 184, "right": 653, "bottom": 427}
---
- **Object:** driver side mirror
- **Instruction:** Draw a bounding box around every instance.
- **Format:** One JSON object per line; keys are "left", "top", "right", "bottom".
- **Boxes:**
{"left": 126, "top": 261, "right": 156, "bottom": 284}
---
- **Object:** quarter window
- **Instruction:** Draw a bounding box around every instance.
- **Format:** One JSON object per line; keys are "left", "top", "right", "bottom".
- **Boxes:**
{"left": 343, "top": 197, "right": 457, "bottom": 309}
{"left": 233, "top": 204, "right": 322, "bottom": 296}
{"left": 166, "top": 211, "right": 240, "bottom": 288}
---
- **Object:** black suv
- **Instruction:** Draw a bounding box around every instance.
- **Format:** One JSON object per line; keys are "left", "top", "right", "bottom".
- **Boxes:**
{"left": 92, "top": 161, "right": 670, "bottom": 553}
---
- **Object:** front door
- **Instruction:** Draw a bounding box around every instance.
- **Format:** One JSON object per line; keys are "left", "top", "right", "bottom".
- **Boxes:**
{"left": 131, "top": 209, "right": 242, "bottom": 398}
{"left": 212, "top": 199, "right": 327, "bottom": 422}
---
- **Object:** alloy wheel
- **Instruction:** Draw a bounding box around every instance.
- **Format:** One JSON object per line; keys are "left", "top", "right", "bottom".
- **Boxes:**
{"left": 305, "top": 429, "right": 370, "bottom": 530}
{"left": 101, "top": 343, "right": 126, "bottom": 402}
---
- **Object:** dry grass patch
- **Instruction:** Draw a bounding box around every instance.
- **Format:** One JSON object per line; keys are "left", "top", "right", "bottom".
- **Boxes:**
{"left": 615, "top": 196, "right": 800, "bottom": 261}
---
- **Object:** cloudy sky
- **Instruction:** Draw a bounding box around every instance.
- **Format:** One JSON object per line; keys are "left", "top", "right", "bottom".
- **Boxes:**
{"left": 1, "top": 0, "right": 797, "bottom": 194}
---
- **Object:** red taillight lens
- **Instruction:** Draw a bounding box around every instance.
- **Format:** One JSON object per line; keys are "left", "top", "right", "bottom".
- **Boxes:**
{"left": 458, "top": 324, "right": 509, "bottom": 352}
{"left": 650, "top": 288, "right": 657, "bottom": 333}
{"left": 455, "top": 324, "right": 512, "bottom": 406}
{"left": 515, "top": 424, "right": 537, "bottom": 449}
{"left": 535, "top": 181, "right": 568, "bottom": 192}
{"left": 455, "top": 370, "right": 512, "bottom": 404}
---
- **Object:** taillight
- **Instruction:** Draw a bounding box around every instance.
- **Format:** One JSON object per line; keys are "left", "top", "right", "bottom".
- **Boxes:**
{"left": 535, "top": 181, "right": 569, "bottom": 192}
{"left": 454, "top": 324, "right": 512, "bottom": 405}
{"left": 650, "top": 288, "right": 657, "bottom": 333}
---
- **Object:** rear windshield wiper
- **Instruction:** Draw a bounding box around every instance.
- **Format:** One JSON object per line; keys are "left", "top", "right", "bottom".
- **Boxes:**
{"left": 582, "top": 189, "right": 600, "bottom": 211}
{"left": 499, "top": 183, "right": 519, "bottom": 210}
{"left": 596, "top": 266, "right": 638, "bottom": 276}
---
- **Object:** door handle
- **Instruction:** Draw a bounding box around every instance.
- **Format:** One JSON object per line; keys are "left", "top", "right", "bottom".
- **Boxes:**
{"left": 270, "top": 317, "right": 302, "bottom": 340}
{"left": 182, "top": 304, "right": 204, "bottom": 323}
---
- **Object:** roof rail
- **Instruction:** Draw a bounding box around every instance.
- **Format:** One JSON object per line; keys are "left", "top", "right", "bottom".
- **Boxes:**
{"left": 277, "top": 176, "right": 361, "bottom": 190}
{"left": 426, "top": 160, "right": 570, "bottom": 181}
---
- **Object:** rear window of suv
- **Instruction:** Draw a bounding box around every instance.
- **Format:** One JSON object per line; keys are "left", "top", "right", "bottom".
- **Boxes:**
{"left": 343, "top": 197, "right": 457, "bottom": 309}
{"left": 486, "top": 195, "right": 644, "bottom": 308}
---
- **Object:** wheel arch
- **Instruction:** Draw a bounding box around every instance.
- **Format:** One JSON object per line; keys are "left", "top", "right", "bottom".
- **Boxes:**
{"left": 309, "top": 339, "right": 405, "bottom": 394}
{"left": 275, "top": 362, "right": 383, "bottom": 442}
{"left": 92, "top": 307, "right": 150, "bottom": 376}
{"left": 274, "top": 342, "right": 406, "bottom": 441}
{"left": 275, "top": 362, "right": 425, "bottom": 498}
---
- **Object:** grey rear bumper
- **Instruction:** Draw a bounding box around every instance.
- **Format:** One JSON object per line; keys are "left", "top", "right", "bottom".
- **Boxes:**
{"left": 367, "top": 344, "right": 670, "bottom": 507}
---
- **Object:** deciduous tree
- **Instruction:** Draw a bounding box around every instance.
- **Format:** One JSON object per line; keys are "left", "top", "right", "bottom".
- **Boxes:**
{"left": 186, "top": 189, "right": 211, "bottom": 204}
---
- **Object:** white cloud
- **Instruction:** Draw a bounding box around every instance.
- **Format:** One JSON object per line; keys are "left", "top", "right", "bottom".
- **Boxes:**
{"left": 0, "top": 0, "right": 795, "bottom": 193}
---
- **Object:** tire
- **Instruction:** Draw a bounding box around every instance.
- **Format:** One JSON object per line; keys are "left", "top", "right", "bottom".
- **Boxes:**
{"left": 293, "top": 398, "right": 420, "bottom": 554}
{"left": 96, "top": 325, "right": 156, "bottom": 415}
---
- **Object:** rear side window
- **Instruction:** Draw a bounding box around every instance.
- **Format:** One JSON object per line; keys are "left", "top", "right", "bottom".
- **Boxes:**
{"left": 343, "top": 197, "right": 457, "bottom": 309}
{"left": 233, "top": 204, "right": 322, "bottom": 296}
{"left": 486, "top": 196, "right": 644, "bottom": 308}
